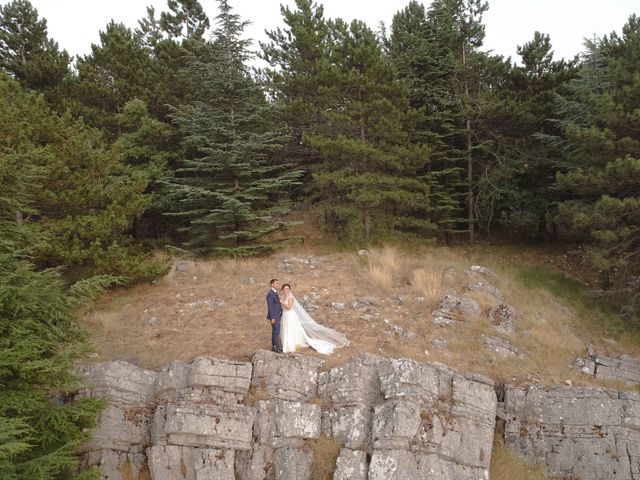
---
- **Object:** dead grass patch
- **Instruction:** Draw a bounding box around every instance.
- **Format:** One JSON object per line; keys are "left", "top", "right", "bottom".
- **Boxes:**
{"left": 310, "top": 435, "right": 343, "bottom": 480}
{"left": 120, "top": 459, "right": 151, "bottom": 480}
{"left": 491, "top": 437, "right": 548, "bottom": 480}
{"left": 243, "top": 384, "right": 270, "bottom": 407}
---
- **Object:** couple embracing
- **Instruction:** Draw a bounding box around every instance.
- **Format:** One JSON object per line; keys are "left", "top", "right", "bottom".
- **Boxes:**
{"left": 266, "top": 279, "right": 349, "bottom": 355}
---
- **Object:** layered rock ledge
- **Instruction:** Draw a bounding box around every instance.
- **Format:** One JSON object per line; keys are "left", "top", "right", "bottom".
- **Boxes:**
{"left": 78, "top": 351, "right": 640, "bottom": 479}
{"left": 78, "top": 351, "right": 496, "bottom": 480}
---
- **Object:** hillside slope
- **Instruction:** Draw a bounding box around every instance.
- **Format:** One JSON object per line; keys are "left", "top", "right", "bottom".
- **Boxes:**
{"left": 81, "top": 245, "right": 639, "bottom": 388}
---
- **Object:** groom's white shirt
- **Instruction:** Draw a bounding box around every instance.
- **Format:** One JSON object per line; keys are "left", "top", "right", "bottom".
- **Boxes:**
{"left": 271, "top": 288, "right": 277, "bottom": 293}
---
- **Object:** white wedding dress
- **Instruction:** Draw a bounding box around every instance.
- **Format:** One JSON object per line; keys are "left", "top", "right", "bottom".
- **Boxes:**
{"left": 281, "top": 294, "right": 349, "bottom": 355}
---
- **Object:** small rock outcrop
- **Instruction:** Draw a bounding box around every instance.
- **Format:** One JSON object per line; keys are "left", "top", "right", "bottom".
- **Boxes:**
{"left": 500, "top": 384, "right": 640, "bottom": 480}
{"left": 482, "top": 335, "right": 525, "bottom": 358}
{"left": 432, "top": 265, "right": 517, "bottom": 335}
{"left": 432, "top": 294, "right": 482, "bottom": 325}
{"left": 573, "top": 348, "right": 640, "bottom": 386}
{"left": 489, "top": 303, "right": 517, "bottom": 335}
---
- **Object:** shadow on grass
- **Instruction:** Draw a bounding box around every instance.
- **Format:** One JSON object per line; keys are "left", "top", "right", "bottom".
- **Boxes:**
{"left": 514, "top": 265, "right": 640, "bottom": 341}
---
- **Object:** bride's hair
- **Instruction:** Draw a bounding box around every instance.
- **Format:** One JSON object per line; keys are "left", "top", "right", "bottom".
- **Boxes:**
{"left": 281, "top": 283, "right": 291, "bottom": 290}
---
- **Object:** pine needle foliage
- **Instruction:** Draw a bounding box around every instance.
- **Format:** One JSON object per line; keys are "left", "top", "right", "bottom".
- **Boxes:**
{"left": 165, "top": 0, "right": 302, "bottom": 256}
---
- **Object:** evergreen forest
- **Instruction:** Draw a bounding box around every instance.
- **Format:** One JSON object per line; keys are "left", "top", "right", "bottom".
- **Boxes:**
{"left": 0, "top": 0, "right": 639, "bottom": 477}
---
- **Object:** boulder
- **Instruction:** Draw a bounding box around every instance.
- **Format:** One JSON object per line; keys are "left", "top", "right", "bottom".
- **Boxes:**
{"left": 466, "top": 281, "right": 504, "bottom": 303}
{"left": 188, "top": 356, "right": 252, "bottom": 394}
{"left": 234, "top": 445, "right": 275, "bottom": 480}
{"left": 322, "top": 404, "right": 372, "bottom": 450}
{"left": 482, "top": 335, "right": 525, "bottom": 358}
{"left": 274, "top": 448, "right": 313, "bottom": 480}
{"left": 155, "top": 401, "right": 255, "bottom": 450}
{"left": 77, "top": 361, "right": 157, "bottom": 406}
{"left": 375, "top": 358, "right": 496, "bottom": 471}
{"left": 593, "top": 353, "right": 640, "bottom": 386}
{"left": 467, "top": 265, "right": 498, "bottom": 281}
{"left": 155, "top": 360, "right": 190, "bottom": 399}
{"left": 571, "top": 349, "right": 640, "bottom": 386}
{"left": 318, "top": 353, "right": 383, "bottom": 406}
{"left": 368, "top": 449, "right": 418, "bottom": 480}
{"left": 255, "top": 399, "right": 321, "bottom": 448}
{"left": 77, "top": 361, "right": 157, "bottom": 452}
{"left": 82, "top": 449, "right": 148, "bottom": 480}
{"left": 431, "top": 294, "right": 481, "bottom": 326}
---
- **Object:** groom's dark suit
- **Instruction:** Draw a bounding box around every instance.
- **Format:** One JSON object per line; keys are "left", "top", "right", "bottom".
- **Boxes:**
{"left": 266, "top": 288, "right": 282, "bottom": 352}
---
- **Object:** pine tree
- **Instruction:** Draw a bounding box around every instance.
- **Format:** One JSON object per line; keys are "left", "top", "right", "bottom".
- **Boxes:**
{"left": 0, "top": 77, "right": 106, "bottom": 480}
{"left": 259, "top": 0, "right": 333, "bottom": 194}
{"left": 549, "top": 18, "right": 640, "bottom": 311}
{"left": 165, "top": 0, "right": 302, "bottom": 255}
{"left": 0, "top": 73, "right": 162, "bottom": 280}
{"left": 306, "top": 18, "right": 433, "bottom": 239}
{"left": 474, "top": 31, "right": 576, "bottom": 239}
{"left": 388, "top": 1, "right": 482, "bottom": 241}
{"left": 114, "top": 98, "right": 177, "bottom": 240}
{"left": 0, "top": 252, "right": 106, "bottom": 480}
{"left": 0, "top": 0, "right": 70, "bottom": 104}
{"left": 71, "top": 21, "right": 168, "bottom": 135}
{"left": 260, "top": 0, "right": 330, "bottom": 142}
{"left": 160, "top": 0, "right": 210, "bottom": 41}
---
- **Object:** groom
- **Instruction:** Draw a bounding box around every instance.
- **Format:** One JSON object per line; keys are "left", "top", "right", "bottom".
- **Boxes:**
{"left": 266, "top": 279, "right": 282, "bottom": 353}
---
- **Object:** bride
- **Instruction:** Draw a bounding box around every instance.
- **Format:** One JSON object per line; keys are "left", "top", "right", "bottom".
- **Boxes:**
{"left": 280, "top": 284, "right": 349, "bottom": 354}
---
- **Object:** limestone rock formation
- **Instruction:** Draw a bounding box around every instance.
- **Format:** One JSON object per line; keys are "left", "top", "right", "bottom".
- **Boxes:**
{"left": 79, "top": 351, "right": 497, "bottom": 480}
{"left": 501, "top": 384, "right": 640, "bottom": 480}
{"left": 79, "top": 349, "right": 640, "bottom": 480}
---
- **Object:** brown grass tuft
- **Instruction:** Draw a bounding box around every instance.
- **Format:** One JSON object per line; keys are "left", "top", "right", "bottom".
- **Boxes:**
{"left": 310, "top": 435, "right": 343, "bottom": 480}
{"left": 120, "top": 459, "right": 151, "bottom": 480}
{"left": 491, "top": 437, "right": 548, "bottom": 480}
{"left": 367, "top": 245, "right": 403, "bottom": 289}
{"left": 243, "top": 384, "right": 270, "bottom": 407}
{"left": 410, "top": 268, "right": 442, "bottom": 307}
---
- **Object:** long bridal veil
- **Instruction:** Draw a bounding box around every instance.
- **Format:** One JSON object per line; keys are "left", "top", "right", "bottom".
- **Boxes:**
{"left": 292, "top": 299, "right": 349, "bottom": 354}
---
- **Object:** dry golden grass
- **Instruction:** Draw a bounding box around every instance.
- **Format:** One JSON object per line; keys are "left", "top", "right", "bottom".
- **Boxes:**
{"left": 367, "top": 264, "right": 393, "bottom": 290}
{"left": 367, "top": 245, "right": 403, "bottom": 289}
{"left": 490, "top": 437, "right": 548, "bottom": 480}
{"left": 410, "top": 268, "right": 442, "bottom": 308}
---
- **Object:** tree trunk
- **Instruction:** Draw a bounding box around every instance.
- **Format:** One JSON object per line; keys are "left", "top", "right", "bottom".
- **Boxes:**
{"left": 462, "top": 41, "right": 474, "bottom": 244}
{"left": 358, "top": 87, "right": 365, "bottom": 141}
{"left": 363, "top": 208, "right": 372, "bottom": 237}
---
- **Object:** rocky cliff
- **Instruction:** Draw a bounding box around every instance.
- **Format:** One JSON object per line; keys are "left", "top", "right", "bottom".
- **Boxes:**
{"left": 78, "top": 350, "right": 640, "bottom": 479}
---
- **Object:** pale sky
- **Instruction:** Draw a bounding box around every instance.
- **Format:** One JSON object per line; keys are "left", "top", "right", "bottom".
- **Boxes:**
{"left": 2, "top": 0, "right": 638, "bottom": 63}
